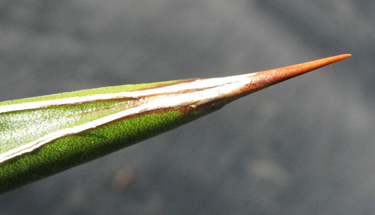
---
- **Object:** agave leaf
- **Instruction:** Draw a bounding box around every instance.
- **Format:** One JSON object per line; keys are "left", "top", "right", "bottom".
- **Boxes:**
{"left": 0, "top": 54, "right": 351, "bottom": 193}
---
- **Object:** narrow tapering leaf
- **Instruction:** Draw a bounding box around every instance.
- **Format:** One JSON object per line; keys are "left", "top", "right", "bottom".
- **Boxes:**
{"left": 0, "top": 54, "right": 351, "bottom": 193}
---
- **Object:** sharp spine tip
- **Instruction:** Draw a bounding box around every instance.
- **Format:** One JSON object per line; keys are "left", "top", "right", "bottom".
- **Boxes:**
{"left": 238, "top": 54, "right": 351, "bottom": 97}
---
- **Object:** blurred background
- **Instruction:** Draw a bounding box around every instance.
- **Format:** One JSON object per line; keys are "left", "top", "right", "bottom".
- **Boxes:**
{"left": 0, "top": 0, "right": 374, "bottom": 214}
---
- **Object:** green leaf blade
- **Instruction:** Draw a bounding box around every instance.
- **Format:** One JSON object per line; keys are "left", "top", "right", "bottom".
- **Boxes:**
{"left": 0, "top": 106, "right": 216, "bottom": 193}
{"left": 0, "top": 100, "right": 133, "bottom": 154}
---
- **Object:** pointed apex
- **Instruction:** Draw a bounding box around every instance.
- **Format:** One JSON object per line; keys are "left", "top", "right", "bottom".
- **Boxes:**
{"left": 238, "top": 54, "right": 351, "bottom": 96}
{"left": 267, "top": 54, "right": 352, "bottom": 79}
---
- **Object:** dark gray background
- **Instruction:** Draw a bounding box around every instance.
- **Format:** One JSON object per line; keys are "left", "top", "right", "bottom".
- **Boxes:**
{"left": 0, "top": 1, "right": 374, "bottom": 214}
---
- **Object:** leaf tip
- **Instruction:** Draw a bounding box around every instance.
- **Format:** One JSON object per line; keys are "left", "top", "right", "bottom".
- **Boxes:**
{"left": 237, "top": 54, "right": 351, "bottom": 97}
